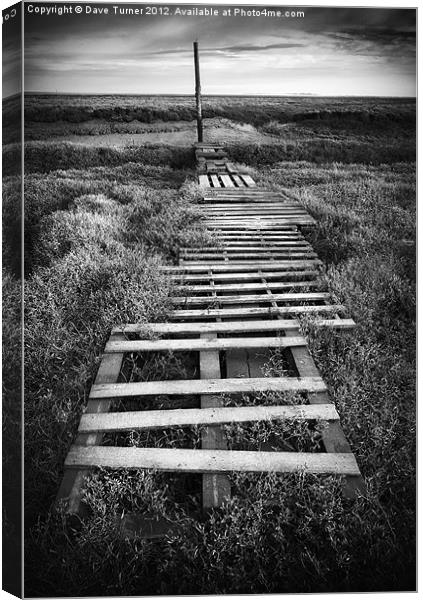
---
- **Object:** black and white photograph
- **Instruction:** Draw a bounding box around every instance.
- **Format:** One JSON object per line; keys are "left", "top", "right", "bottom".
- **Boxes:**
{"left": 2, "top": 0, "right": 417, "bottom": 596}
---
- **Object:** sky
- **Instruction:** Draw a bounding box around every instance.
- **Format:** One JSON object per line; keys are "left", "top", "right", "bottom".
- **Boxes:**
{"left": 4, "top": 3, "right": 417, "bottom": 97}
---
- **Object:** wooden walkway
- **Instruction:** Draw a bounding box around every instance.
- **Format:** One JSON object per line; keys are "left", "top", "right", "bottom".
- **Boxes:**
{"left": 57, "top": 143, "right": 364, "bottom": 531}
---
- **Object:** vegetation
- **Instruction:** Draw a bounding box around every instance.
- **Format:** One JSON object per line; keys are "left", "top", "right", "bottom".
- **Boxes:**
{"left": 1, "top": 95, "right": 415, "bottom": 595}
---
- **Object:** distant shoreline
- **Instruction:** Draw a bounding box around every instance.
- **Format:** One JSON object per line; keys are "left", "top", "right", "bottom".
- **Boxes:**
{"left": 3, "top": 92, "right": 416, "bottom": 101}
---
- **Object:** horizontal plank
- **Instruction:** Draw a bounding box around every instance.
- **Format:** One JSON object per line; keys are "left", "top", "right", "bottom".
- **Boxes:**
{"left": 203, "top": 209, "right": 309, "bottom": 215}
{"left": 240, "top": 174, "right": 256, "bottom": 187}
{"left": 204, "top": 216, "right": 310, "bottom": 222}
{"left": 212, "top": 231, "right": 300, "bottom": 236}
{"left": 166, "top": 270, "right": 319, "bottom": 282}
{"left": 113, "top": 319, "right": 302, "bottom": 335}
{"left": 181, "top": 243, "right": 310, "bottom": 251}
{"left": 220, "top": 174, "right": 235, "bottom": 188}
{"left": 112, "top": 318, "right": 355, "bottom": 336}
{"left": 171, "top": 292, "right": 331, "bottom": 305}
{"left": 90, "top": 376, "right": 327, "bottom": 399}
{"left": 181, "top": 252, "right": 317, "bottom": 260}
{"left": 65, "top": 447, "right": 360, "bottom": 476}
{"left": 161, "top": 260, "right": 321, "bottom": 273}
{"left": 181, "top": 256, "right": 318, "bottom": 265}
{"left": 203, "top": 209, "right": 310, "bottom": 215}
{"left": 78, "top": 403, "right": 340, "bottom": 433}
{"left": 175, "top": 281, "right": 319, "bottom": 292}
{"left": 170, "top": 305, "right": 346, "bottom": 319}
{"left": 104, "top": 335, "right": 307, "bottom": 354}
{"left": 206, "top": 222, "right": 315, "bottom": 229}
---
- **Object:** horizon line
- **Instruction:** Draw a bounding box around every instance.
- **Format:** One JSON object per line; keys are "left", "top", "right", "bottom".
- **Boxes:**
{"left": 10, "top": 91, "right": 417, "bottom": 100}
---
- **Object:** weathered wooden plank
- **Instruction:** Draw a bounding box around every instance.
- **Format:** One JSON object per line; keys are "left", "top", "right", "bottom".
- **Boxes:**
{"left": 203, "top": 209, "right": 304, "bottom": 214}
{"left": 113, "top": 319, "right": 302, "bottom": 335}
{"left": 220, "top": 174, "right": 235, "bottom": 188}
{"left": 105, "top": 335, "right": 307, "bottom": 354}
{"left": 160, "top": 260, "right": 321, "bottom": 273}
{"left": 65, "top": 447, "right": 361, "bottom": 476}
{"left": 79, "top": 403, "right": 340, "bottom": 433}
{"left": 240, "top": 174, "right": 256, "bottom": 187}
{"left": 203, "top": 209, "right": 309, "bottom": 215}
{"left": 284, "top": 328, "right": 364, "bottom": 497}
{"left": 182, "top": 243, "right": 310, "bottom": 251}
{"left": 213, "top": 230, "right": 301, "bottom": 233}
{"left": 210, "top": 174, "right": 220, "bottom": 188}
{"left": 167, "top": 270, "right": 319, "bottom": 283}
{"left": 181, "top": 251, "right": 317, "bottom": 260}
{"left": 112, "top": 318, "right": 355, "bottom": 336}
{"left": 183, "top": 259, "right": 318, "bottom": 268}
{"left": 231, "top": 174, "right": 245, "bottom": 187}
{"left": 171, "top": 292, "right": 330, "bottom": 305}
{"left": 199, "top": 333, "right": 231, "bottom": 508}
{"left": 206, "top": 221, "right": 315, "bottom": 228}
{"left": 204, "top": 216, "right": 310, "bottom": 222}
{"left": 175, "top": 281, "right": 319, "bottom": 293}
{"left": 170, "top": 305, "right": 345, "bottom": 320}
{"left": 90, "top": 376, "right": 327, "bottom": 399}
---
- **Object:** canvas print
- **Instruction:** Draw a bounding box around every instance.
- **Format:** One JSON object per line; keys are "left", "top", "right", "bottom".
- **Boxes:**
{"left": 2, "top": 1, "right": 416, "bottom": 596}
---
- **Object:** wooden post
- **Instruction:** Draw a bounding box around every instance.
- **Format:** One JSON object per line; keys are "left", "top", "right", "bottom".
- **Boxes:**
{"left": 193, "top": 40, "right": 203, "bottom": 143}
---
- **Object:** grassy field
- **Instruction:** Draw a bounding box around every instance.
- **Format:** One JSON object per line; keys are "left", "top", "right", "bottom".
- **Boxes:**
{"left": 2, "top": 95, "right": 415, "bottom": 595}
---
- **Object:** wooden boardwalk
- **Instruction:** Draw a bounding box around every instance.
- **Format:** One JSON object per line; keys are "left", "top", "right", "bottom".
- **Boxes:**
{"left": 57, "top": 143, "right": 364, "bottom": 531}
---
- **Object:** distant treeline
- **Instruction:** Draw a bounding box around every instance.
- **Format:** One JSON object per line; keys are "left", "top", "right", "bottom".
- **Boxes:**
{"left": 25, "top": 105, "right": 415, "bottom": 126}
{"left": 14, "top": 96, "right": 416, "bottom": 127}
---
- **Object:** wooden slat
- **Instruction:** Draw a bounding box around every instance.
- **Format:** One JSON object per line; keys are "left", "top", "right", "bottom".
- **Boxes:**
{"left": 182, "top": 243, "right": 310, "bottom": 251}
{"left": 105, "top": 335, "right": 307, "bottom": 354}
{"left": 171, "top": 292, "right": 330, "bottom": 305}
{"left": 240, "top": 174, "right": 256, "bottom": 187}
{"left": 198, "top": 175, "right": 210, "bottom": 187}
{"left": 206, "top": 221, "right": 315, "bottom": 228}
{"left": 65, "top": 447, "right": 361, "bottom": 476}
{"left": 161, "top": 260, "right": 321, "bottom": 273}
{"left": 168, "top": 271, "right": 319, "bottom": 283}
{"left": 167, "top": 270, "right": 319, "bottom": 283}
{"left": 79, "top": 403, "right": 340, "bottom": 433}
{"left": 232, "top": 174, "right": 245, "bottom": 187}
{"left": 112, "top": 318, "right": 355, "bottom": 336}
{"left": 284, "top": 328, "right": 364, "bottom": 497}
{"left": 90, "top": 376, "right": 327, "bottom": 399}
{"left": 183, "top": 260, "right": 318, "bottom": 267}
{"left": 170, "top": 305, "right": 345, "bottom": 320}
{"left": 220, "top": 174, "right": 235, "bottom": 188}
{"left": 210, "top": 174, "right": 220, "bottom": 188}
{"left": 113, "top": 319, "right": 303, "bottom": 335}
{"left": 199, "top": 332, "right": 231, "bottom": 508}
{"left": 175, "top": 281, "right": 319, "bottom": 293}
{"left": 181, "top": 251, "right": 317, "bottom": 260}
